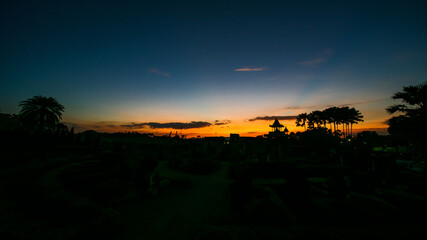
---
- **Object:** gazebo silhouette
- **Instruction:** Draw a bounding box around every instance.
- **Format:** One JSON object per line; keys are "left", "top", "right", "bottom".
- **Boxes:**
{"left": 266, "top": 118, "right": 288, "bottom": 138}
{"left": 270, "top": 118, "right": 284, "bottom": 132}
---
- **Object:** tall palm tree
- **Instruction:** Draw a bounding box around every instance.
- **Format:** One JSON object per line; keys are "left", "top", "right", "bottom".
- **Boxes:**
{"left": 349, "top": 107, "right": 364, "bottom": 137}
{"left": 295, "top": 113, "right": 308, "bottom": 130}
{"left": 340, "top": 107, "right": 351, "bottom": 137}
{"left": 19, "top": 95, "right": 65, "bottom": 131}
{"left": 307, "top": 112, "right": 316, "bottom": 129}
{"left": 310, "top": 110, "right": 324, "bottom": 128}
{"left": 324, "top": 107, "right": 339, "bottom": 133}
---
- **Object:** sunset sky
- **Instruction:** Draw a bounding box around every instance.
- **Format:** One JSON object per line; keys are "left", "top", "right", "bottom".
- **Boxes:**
{"left": 1, "top": 1, "right": 427, "bottom": 137}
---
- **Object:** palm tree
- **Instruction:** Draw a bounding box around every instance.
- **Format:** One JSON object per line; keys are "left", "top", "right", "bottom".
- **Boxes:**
{"left": 386, "top": 82, "right": 427, "bottom": 142}
{"left": 339, "top": 107, "right": 351, "bottom": 137}
{"left": 295, "top": 113, "right": 308, "bottom": 130}
{"left": 349, "top": 107, "right": 364, "bottom": 137}
{"left": 311, "top": 110, "right": 324, "bottom": 128}
{"left": 19, "top": 95, "right": 65, "bottom": 132}
{"left": 324, "top": 107, "right": 339, "bottom": 133}
{"left": 387, "top": 82, "right": 426, "bottom": 116}
{"left": 306, "top": 112, "right": 316, "bottom": 129}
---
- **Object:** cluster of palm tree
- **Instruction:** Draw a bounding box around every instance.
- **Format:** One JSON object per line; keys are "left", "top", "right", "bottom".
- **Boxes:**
{"left": 295, "top": 106, "right": 364, "bottom": 137}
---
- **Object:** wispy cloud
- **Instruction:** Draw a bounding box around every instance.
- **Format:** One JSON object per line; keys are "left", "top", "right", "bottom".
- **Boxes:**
{"left": 281, "top": 98, "right": 389, "bottom": 111}
{"left": 121, "top": 121, "right": 212, "bottom": 129}
{"left": 336, "top": 98, "right": 389, "bottom": 107}
{"left": 298, "top": 58, "right": 328, "bottom": 66}
{"left": 248, "top": 116, "right": 297, "bottom": 122}
{"left": 234, "top": 67, "right": 267, "bottom": 72}
{"left": 214, "top": 120, "right": 231, "bottom": 125}
{"left": 299, "top": 48, "right": 334, "bottom": 66}
{"left": 282, "top": 105, "right": 318, "bottom": 110}
{"left": 147, "top": 67, "right": 171, "bottom": 77}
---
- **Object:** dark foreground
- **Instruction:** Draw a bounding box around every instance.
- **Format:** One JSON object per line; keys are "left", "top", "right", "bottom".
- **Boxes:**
{"left": 1, "top": 137, "right": 427, "bottom": 239}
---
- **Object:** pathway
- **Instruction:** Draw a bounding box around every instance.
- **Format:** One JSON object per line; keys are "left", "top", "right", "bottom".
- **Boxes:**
{"left": 119, "top": 161, "right": 234, "bottom": 240}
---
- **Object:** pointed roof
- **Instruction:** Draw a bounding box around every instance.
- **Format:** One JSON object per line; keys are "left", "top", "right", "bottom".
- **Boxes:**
{"left": 269, "top": 118, "right": 284, "bottom": 128}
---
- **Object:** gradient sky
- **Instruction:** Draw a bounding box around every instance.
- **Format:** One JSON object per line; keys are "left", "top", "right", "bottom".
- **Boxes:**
{"left": 1, "top": 0, "right": 427, "bottom": 137}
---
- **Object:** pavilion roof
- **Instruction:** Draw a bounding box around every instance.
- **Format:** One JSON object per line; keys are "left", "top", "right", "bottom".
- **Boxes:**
{"left": 269, "top": 118, "right": 284, "bottom": 128}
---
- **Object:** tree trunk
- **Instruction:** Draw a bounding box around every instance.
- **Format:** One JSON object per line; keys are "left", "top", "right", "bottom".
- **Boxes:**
{"left": 342, "top": 124, "right": 345, "bottom": 138}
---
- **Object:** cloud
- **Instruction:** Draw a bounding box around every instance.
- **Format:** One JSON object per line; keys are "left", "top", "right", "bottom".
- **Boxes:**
{"left": 280, "top": 98, "right": 388, "bottom": 112}
{"left": 121, "top": 121, "right": 212, "bottom": 129}
{"left": 298, "top": 58, "right": 328, "bottom": 66}
{"left": 248, "top": 116, "right": 297, "bottom": 122}
{"left": 337, "top": 98, "right": 389, "bottom": 107}
{"left": 214, "top": 120, "right": 231, "bottom": 125}
{"left": 299, "top": 48, "right": 334, "bottom": 66}
{"left": 282, "top": 105, "right": 318, "bottom": 110}
{"left": 234, "top": 67, "right": 267, "bottom": 72}
{"left": 147, "top": 67, "right": 170, "bottom": 77}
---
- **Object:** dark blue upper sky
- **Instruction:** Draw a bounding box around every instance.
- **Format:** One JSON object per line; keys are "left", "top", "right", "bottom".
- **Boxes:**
{"left": 1, "top": 0, "right": 426, "bottom": 133}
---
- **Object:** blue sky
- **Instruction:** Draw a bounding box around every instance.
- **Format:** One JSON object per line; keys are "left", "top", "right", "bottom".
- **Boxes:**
{"left": 1, "top": 0, "right": 426, "bottom": 135}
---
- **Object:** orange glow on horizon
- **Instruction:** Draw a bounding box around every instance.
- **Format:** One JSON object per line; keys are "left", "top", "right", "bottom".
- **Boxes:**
{"left": 68, "top": 117, "right": 390, "bottom": 138}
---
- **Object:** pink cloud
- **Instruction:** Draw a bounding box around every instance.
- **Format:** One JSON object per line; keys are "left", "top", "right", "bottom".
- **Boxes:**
{"left": 298, "top": 58, "right": 328, "bottom": 66}
{"left": 147, "top": 67, "right": 171, "bottom": 77}
{"left": 234, "top": 67, "right": 267, "bottom": 72}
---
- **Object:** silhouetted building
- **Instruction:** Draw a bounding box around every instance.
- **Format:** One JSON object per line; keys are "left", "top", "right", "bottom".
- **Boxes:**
{"left": 265, "top": 118, "right": 288, "bottom": 138}
{"left": 230, "top": 133, "right": 240, "bottom": 144}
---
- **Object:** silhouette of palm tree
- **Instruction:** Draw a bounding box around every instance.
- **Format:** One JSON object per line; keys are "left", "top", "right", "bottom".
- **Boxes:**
{"left": 296, "top": 113, "right": 308, "bottom": 130}
{"left": 386, "top": 82, "right": 426, "bottom": 141}
{"left": 349, "top": 107, "right": 364, "bottom": 137}
{"left": 324, "top": 107, "right": 340, "bottom": 133}
{"left": 387, "top": 82, "right": 426, "bottom": 116}
{"left": 19, "top": 95, "right": 65, "bottom": 131}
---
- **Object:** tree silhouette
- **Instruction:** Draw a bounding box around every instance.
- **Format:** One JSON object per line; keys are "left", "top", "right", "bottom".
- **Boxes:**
{"left": 386, "top": 82, "right": 426, "bottom": 142}
{"left": 19, "top": 95, "right": 65, "bottom": 132}
{"left": 386, "top": 82, "right": 426, "bottom": 117}
{"left": 324, "top": 107, "right": 338, "bottom": 132}
{"left": 349, "top": 107, "right": 364, "bottom": 137}
{"left": 295, "top": 113, "right": 308, "bottom": 130}
{"left": 295, "top": 106, "right": 363, "bottom": 137}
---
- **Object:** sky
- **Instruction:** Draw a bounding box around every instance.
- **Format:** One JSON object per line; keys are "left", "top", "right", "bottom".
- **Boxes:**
{"left": 1, "top": 0, "right": 427, "bottom": 137}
